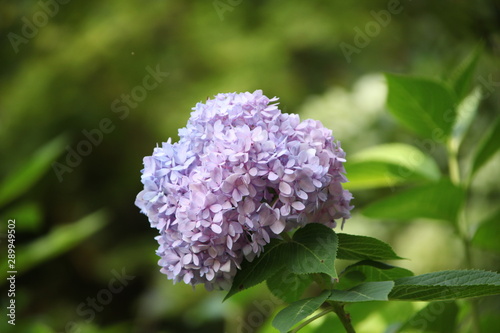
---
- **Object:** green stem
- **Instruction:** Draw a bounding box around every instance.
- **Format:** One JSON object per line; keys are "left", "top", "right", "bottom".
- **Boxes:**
{"left": 460, "top": 213, "right": 473, "bottom": 268}
{"left": 290, "top": 308, "right": 333, "bottom": 333}
{"left": 447, "top": 141, "right": 460, "bottom": 185}
{"left": 331, "top": 302, "right": 356, "bottom": 333}
{"left": 470, "top": 298, "right": 482, "bottom": 333}
{"left": 447, "top": 140, "right": 481, "bottom": 333}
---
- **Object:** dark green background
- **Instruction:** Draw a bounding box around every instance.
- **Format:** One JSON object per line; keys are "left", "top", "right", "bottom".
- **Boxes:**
{"left": 1, "top": 1, "right": 499, "bottom": 332}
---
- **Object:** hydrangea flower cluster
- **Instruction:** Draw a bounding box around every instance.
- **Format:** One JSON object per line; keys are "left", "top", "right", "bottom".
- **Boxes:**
{"left": 135, "top": 90, "right": 353, "bottom": 290}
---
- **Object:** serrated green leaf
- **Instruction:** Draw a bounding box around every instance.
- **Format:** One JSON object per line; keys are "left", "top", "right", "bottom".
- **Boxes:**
{"left": 470, "top": 116, "right": 500, "bottom": 177}
{"left": 472, "top": 209, "right": 500, "bottom": 252}
{"left": 0, "top": 135, "right": 67, "bottom": 207}
{"left": 337, "top": 260, "right": 413, "bottom": 290}
{"left": 385, "top": 74, "right": 456, "bottom": 140}
{"left": 329, "top": 281, "right": 395, "bottom": 302}
{"left": 289, "top": 223, "right": 338, "bottom": 277}
{"left": 337, "top": 233, "right": 403, "bottom": 261}
{"left": 267, "top": 269, "right": 314, "bottom": 303}
{"left": 389, "top": 270, "right": 500, "bottom": 301}
{"left": 362, "top": 179, "right": 465, "bottom": 223}
{"left": 225, "top": 238, "right": 287, "bottom": 300}
{"left": 226, "top": 224, "right": 338, "bottom": 300}
{"left": 272, "top": 290, "right": 330, "bottom": 333}
{"left": 397, "top": 301, "right": 458, "bottom": 333}
{"left": 448, "top": 44, "right": 482, "bottom": 102}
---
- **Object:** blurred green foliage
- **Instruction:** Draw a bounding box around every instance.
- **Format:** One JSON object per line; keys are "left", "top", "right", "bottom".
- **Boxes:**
{"left": 0, "top": 0, "right": 499, "bottom": 332}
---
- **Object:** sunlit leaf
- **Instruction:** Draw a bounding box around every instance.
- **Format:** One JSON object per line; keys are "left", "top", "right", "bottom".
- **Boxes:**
{"left": 362, "top": 179, "right": 465, "bottom": 223}
{"left": 345, "top": 143, "right": 440, "bottom": 190}
{"left": 344, "top": 162, "right": 405, "bottom": 190}
{"left": 385, "top": 74, "right": 456, "bottom": 140}
{"left": 389, "top": 270, "right": 500, "bottom": 301}
{"left": 450, "top": 86, "right": 482, "bottom": 153}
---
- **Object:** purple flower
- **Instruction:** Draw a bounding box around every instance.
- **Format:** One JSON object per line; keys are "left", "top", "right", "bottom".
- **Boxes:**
{"left": 135, "top": 90, "right": 353, "bottom": 290}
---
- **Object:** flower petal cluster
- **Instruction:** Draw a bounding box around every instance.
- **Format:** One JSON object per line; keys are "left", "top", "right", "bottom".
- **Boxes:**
{"left": 135, "top": 90, "right": 353, "bottom": 290}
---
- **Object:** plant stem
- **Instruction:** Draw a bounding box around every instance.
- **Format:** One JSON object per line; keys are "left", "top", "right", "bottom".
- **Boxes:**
{"left": 459, "top": 218, "right": 481, "bottom": 333}
{"left": 447, "top": 140, "right": 481, "bottom": 333}
{"left": 331, "top": 302, "right": 356, "bottom": 333}
{"left": 470, "top": 299, "right": 482, "bottom": 333}
{"left": 290, "top": 308, "right": 333, "bottom": 333}
{"left": 447, "top": 142, "right": 460, "bottom": 185}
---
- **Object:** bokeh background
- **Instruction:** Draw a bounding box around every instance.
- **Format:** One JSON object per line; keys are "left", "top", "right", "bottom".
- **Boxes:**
{"left": 1, "top": 0, "right": 499, "bottom": 332}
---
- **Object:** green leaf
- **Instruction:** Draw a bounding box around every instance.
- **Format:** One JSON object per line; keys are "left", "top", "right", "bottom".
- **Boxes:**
{"left": 385, "top": 74, "right": 456, "bottom": 140}
{"left": 345, "top": 143, "right": 440, "bottom": 190}
{"left": 389, "top": 270, "right": 500, "bottom": 301}
{"left": 337, "top": 233, "right": 403, "bottom": 261}
{"left": 470, "top": 116, "right": 500, "bottom": 177}
{"left": 288, "top": 223, "right": 338, "bottom": 277}
{"left": 472, "top": 209, "right": 500, "bottom": 252}
{"left": 0, "top": 209, "right": 108, "bottom": 284}
{"left": 362, "top": 179, "right": 465, "bottom": 223}
{"left": 450, "top": 86, "right": 482, "bottom": 153}
{"left": 225, "top": 238, "right": 287, "bottom": 300}
{"left": 343, "top": 162, "right": 403, "bottom": 190}
{"left": 350, "top": 143, "right": 441, "bottom": 181}
{"left": 328, "top": 281, "right": 395, "bottom": 302}
{"left": 337, "top": 260, "right": 413, "bottom": 289}
{"left": 0, "top": 201, "right": 43, "bottom": 232}
{"left": 226, "top": 224, "right": 338, "bottom": 300}
{"left": 272, "top": 291, "right": 330, "bottom": 333}
{"left": 448, "top": 44, "right": 482, "bottom": 102}
{"left": 397, "top": 301, "right": 459, "bottom": 333}
{"left": 0, "top": 135, "right": 67, "bottom": 207}
{"left": 267, "top": 269, "right": 314, "bottom": 303}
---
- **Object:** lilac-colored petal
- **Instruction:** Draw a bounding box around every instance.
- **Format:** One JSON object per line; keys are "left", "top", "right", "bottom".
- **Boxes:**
{"left": 268, "top": 172, "right": 279, "bottom": 181}
{"left": 211, "top": 224, "right": 222, "bottom": 234}
{"left": 291, "top": 201, "right": 306, "bottom": 211}
{"left": 279, "top": 182, "right": 292, "bottom": 196}
{"left": 270, "top": 219, "right": 286, "bottom": 234}
{"left": 210, "top": 204, "right": 223, "bottom": 213}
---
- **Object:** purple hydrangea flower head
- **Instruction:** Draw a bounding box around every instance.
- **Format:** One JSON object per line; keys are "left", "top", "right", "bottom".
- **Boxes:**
{"left": 135, "top": 90, "right": 353, "bottom": 290}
